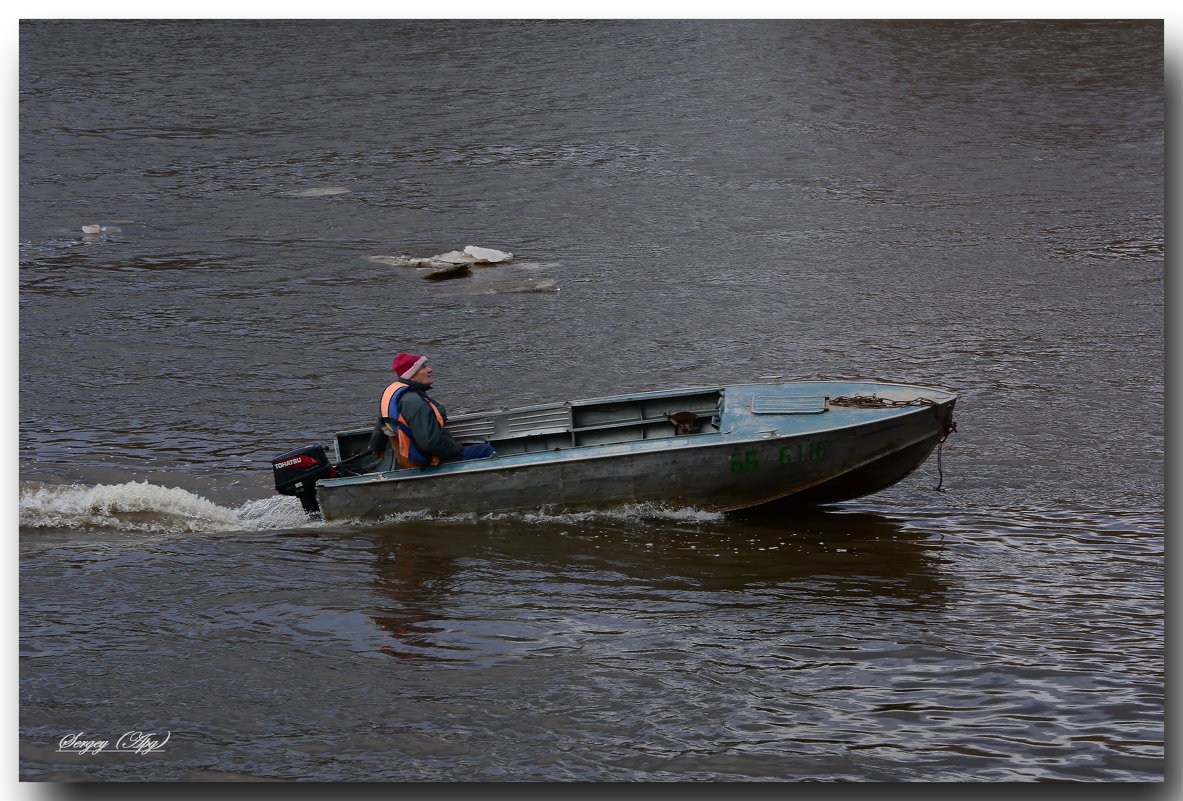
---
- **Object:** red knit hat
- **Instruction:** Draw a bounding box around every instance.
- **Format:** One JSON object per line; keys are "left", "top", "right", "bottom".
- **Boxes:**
{"left": 392, "top": 353, "right": 428, "bottom": 378}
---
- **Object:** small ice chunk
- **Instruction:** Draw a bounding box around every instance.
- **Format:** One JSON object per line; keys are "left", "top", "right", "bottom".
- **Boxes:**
{"left": 443, "top": 277, "right": 558, "bottom": 295}
{"left": 434, "top": 250, "right": 478, "bottom": 265}
{"left": 81, "top": 225, "right": 102, "bottom": 234}
{"left": 283, "top": 186, "right": 351, "bottom": 197}
{"left": 364, "top": 255, "right": 416, "bottom": 267}
{"left": 464, "top": 245, "right": 512, "bottom": 262}
{"left": 365, "top": 254, "right": 464, "bottom": 269}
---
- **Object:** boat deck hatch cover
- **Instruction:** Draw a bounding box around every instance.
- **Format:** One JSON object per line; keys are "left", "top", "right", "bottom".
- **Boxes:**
{"left": 751, "top": 395, "right": 828, "bottom": 415}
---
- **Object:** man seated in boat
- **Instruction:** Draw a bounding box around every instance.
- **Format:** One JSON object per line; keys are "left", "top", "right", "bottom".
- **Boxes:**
{"left": 369, "top": 353, "right": 495, "bottom": 469}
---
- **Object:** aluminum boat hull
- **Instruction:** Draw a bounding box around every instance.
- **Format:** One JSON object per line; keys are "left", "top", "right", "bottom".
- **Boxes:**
{"left": 308, "top": 380, "right": 957, "bottom": 521}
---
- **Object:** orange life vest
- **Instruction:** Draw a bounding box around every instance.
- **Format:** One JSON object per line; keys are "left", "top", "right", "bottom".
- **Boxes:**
{"left": 380, "top": 380, "right": 447, "bottom": 469}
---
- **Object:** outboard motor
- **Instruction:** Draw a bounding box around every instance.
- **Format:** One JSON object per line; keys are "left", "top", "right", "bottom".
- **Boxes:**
{"left": 272, "top": 445, "right": 335, "bottom": 519}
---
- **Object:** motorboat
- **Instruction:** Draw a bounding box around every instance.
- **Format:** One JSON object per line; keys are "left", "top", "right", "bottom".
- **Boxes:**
{"left": 271, "top": 380, "right": 957, "bottom": 521}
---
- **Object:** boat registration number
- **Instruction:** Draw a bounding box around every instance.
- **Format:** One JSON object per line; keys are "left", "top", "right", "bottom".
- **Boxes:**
{"left": 730, "top": 441, "right": 829, "bottom": 474}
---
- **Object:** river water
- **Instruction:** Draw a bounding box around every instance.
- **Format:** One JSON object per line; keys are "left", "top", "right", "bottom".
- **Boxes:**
{"left": 18, "top": 20, "right": 1164, "bottom": 782}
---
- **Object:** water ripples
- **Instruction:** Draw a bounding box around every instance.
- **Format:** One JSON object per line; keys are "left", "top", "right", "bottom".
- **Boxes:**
{"left": 17, "top": 487, "right": 1163, "bottom": 780}
{"left": 19, "top": 18, "right": 1162, "bottom": 781}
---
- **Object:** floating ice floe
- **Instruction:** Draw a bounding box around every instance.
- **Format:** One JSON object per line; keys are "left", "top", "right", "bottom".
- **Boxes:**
{"left": 475, "top": 277, "right": 557, "bottom": 294}
{"left": 283, "top": 186, "right": 351, "bottom": 197}
{"left": 364, "top": 245, "right": 515, "bottom": 274}
{"left": 433, "top": 250, "right": 477, "bottom": 265}
{"left": 461, "top": 245, "right": 513, "bottom": 263}
{"left": 81, "top": 224, "right": 122, "bottom": 237}
{"left": 439, "top": 277, "right": 559, "bottom": 295}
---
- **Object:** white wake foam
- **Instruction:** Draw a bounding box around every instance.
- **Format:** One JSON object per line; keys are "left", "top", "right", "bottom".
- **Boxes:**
{"left": 18, "top": 482, "right": 723, "bottom": 534}
{"left": 514, "top": 502, "right": 725, "bottom": 526}
{"left": 358, "top": 501, "right": 725, "bottom": 527}
{"left": 17, "top": 481, "right": 307, "bottom": 533}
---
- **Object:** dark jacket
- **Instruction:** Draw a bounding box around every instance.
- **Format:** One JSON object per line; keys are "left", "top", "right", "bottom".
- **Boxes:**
{"left": 371, "top": 378, "right": 465, "bottom": 462}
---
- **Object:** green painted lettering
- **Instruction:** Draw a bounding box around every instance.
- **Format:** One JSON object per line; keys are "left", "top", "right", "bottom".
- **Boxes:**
{"left": 730, "top": 451, "right": 759, "bottom": 473}
{"left": 778, "top": 440, "right": 829, "bottom": 466}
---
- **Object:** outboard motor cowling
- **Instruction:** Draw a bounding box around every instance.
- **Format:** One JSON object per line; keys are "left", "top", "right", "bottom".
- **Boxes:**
{"left": 272, "top": 445, "right": 334, "bottom": 518}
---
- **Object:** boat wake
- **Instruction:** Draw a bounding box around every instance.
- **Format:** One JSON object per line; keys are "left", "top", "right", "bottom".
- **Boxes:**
{"left": 17, "top": 481, "right": 309, "bottom": 534}
{"left": 346, "top": 502, "right": 727, "bottom": 528}
{"left": 18, "top": 481, "right": 725, "bottom": 534}
{"left": 510, "top": 503, "right": 726, "bottom": 526}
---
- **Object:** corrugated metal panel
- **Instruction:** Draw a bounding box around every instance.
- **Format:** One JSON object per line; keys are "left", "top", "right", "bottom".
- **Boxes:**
{"left": 751, "top": 395, "right": 827, "bottom": 415}
{"left": 447, "top": 417, "right": 496, "bottom": 438}
{"left": 505, "top": 406, "right": 572, "bottom": 436}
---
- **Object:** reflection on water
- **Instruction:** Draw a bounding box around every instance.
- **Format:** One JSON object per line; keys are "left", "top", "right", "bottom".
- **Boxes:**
{"left": 369, "top": 536, "right": 459, "bottom": 661}
{"left": 365, "top": 508, "right": 949, "bottom": 662}
{"left": 18, "top": 498, "right": 1162, "bottom": 781}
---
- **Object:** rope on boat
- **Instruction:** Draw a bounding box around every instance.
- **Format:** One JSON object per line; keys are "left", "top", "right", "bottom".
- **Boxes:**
{"left": 935, "top": 415, "right": 957, "bottom": 492}
{"left": 829, "top": 394, "right": 958, "bottom": 491}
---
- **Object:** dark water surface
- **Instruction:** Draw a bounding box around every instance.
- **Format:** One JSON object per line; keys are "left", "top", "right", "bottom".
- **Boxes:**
{"left": 18, "top": 20, "right": 1163, "bottom": 781}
